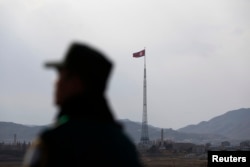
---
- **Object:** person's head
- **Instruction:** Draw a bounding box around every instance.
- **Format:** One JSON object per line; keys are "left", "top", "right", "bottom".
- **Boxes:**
{"left": 44, "top": 42, "right": 113, "bottom": 106}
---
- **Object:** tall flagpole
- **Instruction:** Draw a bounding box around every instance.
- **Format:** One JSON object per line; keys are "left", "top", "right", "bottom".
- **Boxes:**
{"left": 140, "top": 47, "right": 149, "bottom": 144}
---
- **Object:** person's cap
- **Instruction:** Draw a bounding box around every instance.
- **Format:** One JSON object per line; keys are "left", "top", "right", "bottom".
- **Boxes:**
{"left": 45, "top": 42, "right": 113, "bottom": 93}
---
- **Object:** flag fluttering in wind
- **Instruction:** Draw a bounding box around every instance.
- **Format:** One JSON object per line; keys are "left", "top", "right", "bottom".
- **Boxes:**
{"left": 133, "top": 49, "right": 145, "bottom": 58}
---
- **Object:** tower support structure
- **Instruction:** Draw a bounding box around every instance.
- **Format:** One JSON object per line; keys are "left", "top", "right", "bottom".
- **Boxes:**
{"left": 140, "top": 51, "right": 150, "bottom": 144}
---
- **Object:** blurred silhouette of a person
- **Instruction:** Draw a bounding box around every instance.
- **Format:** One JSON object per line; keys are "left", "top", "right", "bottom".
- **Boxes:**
{"left": 22, "top": 42, "right": 143, "bottom": 167}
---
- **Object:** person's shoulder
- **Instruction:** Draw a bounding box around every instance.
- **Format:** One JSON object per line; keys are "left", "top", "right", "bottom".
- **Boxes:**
{"left": 99, "top": 121, "right": 136, "bottom": 145}
{"left": 40, "top": 120, "right": 93, "bottom": 142}
{"left": 39, "top": 121, "right": 72, "bottom": 141}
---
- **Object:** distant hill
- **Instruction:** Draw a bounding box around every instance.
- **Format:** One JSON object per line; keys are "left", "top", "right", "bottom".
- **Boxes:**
{"left": 178, "top": 108, "right": 250, "bottom": 140}
{"left": 2, "top": 108, "right": 248, "bottom": 145}
{"left": 0, "top": 119, "right": 227, "bottom": 145}
{"left": 119, "top": 119, "right": 227, "bottom": 144}
{"left": 0, "top": 122, "right": 47, "bottom": 143}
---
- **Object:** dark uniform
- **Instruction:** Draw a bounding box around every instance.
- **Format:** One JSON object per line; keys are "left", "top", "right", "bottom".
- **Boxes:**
{"left": 22, "top": 43, "right": 143, "bottom": 167}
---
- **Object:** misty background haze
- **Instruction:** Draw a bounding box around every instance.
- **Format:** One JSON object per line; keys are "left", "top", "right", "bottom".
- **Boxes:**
{"left": 0, "top": 0, "right": 249, "bottom": 129}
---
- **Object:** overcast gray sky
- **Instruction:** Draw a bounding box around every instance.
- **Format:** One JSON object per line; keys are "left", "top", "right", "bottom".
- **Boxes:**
{"left": 0, "top": 0, "right": 249, "bottom": 129}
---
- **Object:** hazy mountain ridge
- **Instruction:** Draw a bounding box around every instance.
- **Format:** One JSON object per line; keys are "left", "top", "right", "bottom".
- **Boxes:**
{"left": 1, "top": 108, "right": 248, "bottom": 144}
{"left": 0, "top": 122, "right": 46, "bottom": 143}
{"left": 119, "top": 119, "right": 227, "bottom": 144}
{"left": 178, "top": 108, "right": 250, "bottom": 140}
{"left": 0, "top": 120, "right": 227, "bottom": 145}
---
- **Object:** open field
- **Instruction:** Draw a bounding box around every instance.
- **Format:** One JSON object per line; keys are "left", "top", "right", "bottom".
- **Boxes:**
{"left": 141, "top": 156, "right": 207, "bottom": 167}
{"left": 0, "top": 161, "right": 22, "bottom": 167}
{"left": 140, "top": 152, "right": 207, "bottom": 167}
{"left": 0, "top": 154, "right": 207, "bottom": 167}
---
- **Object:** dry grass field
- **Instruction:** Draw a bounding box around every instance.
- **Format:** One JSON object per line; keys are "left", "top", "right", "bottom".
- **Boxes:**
{"left": 141, "top": 156, "right": 207, "bottom": 167}
{"left": 0, "top": 162, "right": 22, "bottom": 167}
{"left": 0, "top": 154, "right": 207, "bottom": 167}
{"left": 140, "top": 152, "right": 207, "bottom": 167}
{"left": 0, "top": 159, "right": 207, "bottom": 167}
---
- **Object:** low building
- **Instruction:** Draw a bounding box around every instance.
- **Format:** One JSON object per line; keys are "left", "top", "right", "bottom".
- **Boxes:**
{"left": 172, "top": 143, "right": 195, "bottom": 153}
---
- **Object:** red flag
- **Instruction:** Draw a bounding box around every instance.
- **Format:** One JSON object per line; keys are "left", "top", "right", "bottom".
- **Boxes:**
{"left": 133, "top": 49, "right": 145, "bottom": 58}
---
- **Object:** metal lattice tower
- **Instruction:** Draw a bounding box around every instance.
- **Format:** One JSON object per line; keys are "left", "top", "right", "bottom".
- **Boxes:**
{"left": 140, "top": 54, "right": 150, "bottom": 144}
